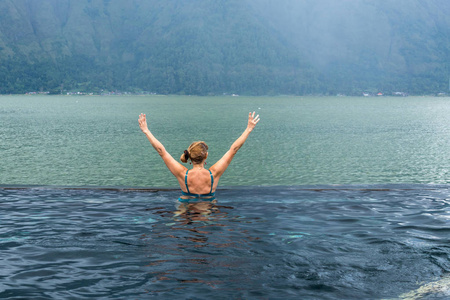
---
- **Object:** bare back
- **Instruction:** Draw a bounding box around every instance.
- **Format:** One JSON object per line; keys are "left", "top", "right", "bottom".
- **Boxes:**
{"left": 183, "top": 168, "right": 214, "bottom": 194}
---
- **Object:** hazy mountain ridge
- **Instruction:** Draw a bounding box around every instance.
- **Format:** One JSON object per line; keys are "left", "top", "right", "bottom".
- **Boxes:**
{"left": 0, "top": 0, "right": 449, "bottom": 95}
{"left": 251, "top": 0, "right": 450, "bottom": 93}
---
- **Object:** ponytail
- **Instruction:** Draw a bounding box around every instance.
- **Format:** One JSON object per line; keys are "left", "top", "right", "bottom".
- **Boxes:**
{"left": 180, "top": 150, "right": 190, "bottom": 163}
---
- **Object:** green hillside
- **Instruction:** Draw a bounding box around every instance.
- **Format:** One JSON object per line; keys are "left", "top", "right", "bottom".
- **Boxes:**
{"left": 0, "top": 0, "right": 449, "bottom": 95}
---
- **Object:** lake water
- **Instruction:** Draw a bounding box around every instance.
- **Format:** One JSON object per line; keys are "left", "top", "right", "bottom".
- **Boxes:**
{"left": 1, "top": 95, "right": 449, "bottom": 186}
{"left": 1, "top": 95, "right": 450, "bottom": 299}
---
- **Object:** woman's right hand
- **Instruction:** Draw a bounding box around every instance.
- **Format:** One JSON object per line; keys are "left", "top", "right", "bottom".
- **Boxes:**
{"left": 138, "top": 113, "right": 150, "bottom": 133}
{"left": 247, "top": 111, "right": 260, "bottom": 132}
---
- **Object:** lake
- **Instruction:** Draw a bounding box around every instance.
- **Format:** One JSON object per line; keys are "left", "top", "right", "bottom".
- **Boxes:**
{"left": 1, "top": 95, "right": 449, "bottom": 187}
{"left": 1, "top": 95, "right": 450, "bottom": 299}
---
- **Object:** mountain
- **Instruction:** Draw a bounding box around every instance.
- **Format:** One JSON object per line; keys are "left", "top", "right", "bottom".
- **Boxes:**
{"left": 0, "top": 0, "right": 449, "bottom": 95}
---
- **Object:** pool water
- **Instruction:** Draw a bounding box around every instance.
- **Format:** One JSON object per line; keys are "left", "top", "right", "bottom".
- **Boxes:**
{"left": 1, "top": 185, "right": 449, "bottom": 299}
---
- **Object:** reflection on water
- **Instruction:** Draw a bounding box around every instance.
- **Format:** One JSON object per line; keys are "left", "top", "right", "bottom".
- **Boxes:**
{"left": 141, "top": 201, "right": 264, "bottom": 292}
{"left": 1, "top": 185, "right": 450, "bottom": 299}
{"left": 398, "top": 274, "right": 450, "bottom": 300}
{"left": 173, "top": 201, "right": 223, "bottom": 225}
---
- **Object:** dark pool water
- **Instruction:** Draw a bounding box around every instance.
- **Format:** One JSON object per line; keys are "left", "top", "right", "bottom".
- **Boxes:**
{"left": 1, "top": 185, "right": 450, "bottom": 299}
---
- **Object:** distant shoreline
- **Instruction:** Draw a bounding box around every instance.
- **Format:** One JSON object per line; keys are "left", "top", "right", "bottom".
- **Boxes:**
{"left": 1, "top": 93, "right": 448, "bottom": 98}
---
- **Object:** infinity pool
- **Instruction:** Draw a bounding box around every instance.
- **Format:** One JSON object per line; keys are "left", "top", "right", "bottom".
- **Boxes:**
{"left": 1, "top": 185, "right": 450, "bottom": 299}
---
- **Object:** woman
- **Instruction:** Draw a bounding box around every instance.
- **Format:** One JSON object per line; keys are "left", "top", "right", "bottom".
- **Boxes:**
{"left": 138, "top": 111, "right": 260, "bottom": 202}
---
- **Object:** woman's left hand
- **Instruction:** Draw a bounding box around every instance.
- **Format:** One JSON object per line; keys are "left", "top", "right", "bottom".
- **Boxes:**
{"left": 138, "top": 113, "right": 150, "bottom": 133}
{"left": 247, "top": 111, "right": 260, "bottom": 132}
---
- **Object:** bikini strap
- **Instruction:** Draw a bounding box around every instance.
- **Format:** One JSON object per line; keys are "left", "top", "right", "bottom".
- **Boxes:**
{"left": 185, "top": 170, "right": 190, "bottom": 193}
{"left": 209, "top": 170, "right": 214, "bottom": 193}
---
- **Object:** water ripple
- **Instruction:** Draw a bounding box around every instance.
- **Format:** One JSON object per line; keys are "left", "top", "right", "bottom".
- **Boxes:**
{"left": 1, "top": 185, "right": 450, "bottom": 299}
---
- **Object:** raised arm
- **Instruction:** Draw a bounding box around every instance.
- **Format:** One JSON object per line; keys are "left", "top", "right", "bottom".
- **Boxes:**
{"left": 210, "top": 112, "right": 260, "bottom": 179}
{"left": 138, "top": 113, "right": 186, "bottom": 178}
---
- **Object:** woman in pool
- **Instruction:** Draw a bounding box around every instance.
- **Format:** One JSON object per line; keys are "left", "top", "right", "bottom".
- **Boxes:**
{"left": 138, "top": 111, "right": 260, "bottom": 202}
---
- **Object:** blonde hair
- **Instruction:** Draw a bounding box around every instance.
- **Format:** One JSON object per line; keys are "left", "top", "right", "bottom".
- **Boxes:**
{"left": 180, "top": 141, "right": 208, "bottom": 164}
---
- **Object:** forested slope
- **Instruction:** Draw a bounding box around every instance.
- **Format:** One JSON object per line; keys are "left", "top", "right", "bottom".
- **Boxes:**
{"left": 0, "top": 0, "right": 449, "bottom": 95}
